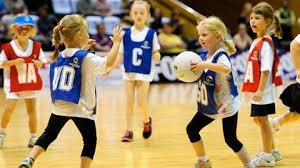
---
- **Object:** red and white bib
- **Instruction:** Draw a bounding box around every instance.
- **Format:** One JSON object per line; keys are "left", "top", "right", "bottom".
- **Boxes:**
{"left": 242, "top": 37, "right": 282, "bottom": 92}
{"left": 2, "top": 41, "right": 43, "bottom": 92}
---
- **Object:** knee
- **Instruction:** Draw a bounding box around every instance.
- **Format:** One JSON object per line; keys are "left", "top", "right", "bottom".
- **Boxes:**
{"left": 83, "top": 134, "right": 97, "bottom": 148}
{"left": 224, "top": 136, "right": 243, "bottom": 152}
{"left": 186, "top": 123, "right": 201, "bottom": 143}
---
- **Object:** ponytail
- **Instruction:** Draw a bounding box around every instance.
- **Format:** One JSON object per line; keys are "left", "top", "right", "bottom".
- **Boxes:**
{"left": 223, "top": 40, "right": 236, "bottom": 55}
{"left": 51, "top": 25, "right": 62, "bottom": 61}
{"left": 272, "top": 16, "right": 282, "bottom": 39}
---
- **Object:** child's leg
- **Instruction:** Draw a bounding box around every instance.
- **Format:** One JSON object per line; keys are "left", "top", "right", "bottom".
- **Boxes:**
{"left": 19, "top": 114, "right": 69, "bottom": 167}
{"left": 275, "top": 112, "right": 300, "bottom": 127}
{"left": 222, "top": 113, "right": 251, "bottom": 165}
{"left": 24, "top": 98, "right": 37, "bottom": 134}
{"left": 136, "top": 81, "right": 150, "bottom": 123}
{"left": 124, "top": 80, "right": 136, "bottom": 130}
{"left": 72, "top": 117, "right": 97, "bottom": 168}
{"left": 186, "top": 112, "right": 214, "bottom": 157}
{"left": 0, "top": 99, "right": 17, "bottom": 130}
{"left": 253, "top": 116, "right": 273, "bottom": 153}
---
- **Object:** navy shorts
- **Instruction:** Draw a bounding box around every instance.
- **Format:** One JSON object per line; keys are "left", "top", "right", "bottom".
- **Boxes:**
{"left": 251, "top": 103, "right": 276, "bottom": 117}
{"left": 280, "top": 83, "right": 300, "bottom": 113}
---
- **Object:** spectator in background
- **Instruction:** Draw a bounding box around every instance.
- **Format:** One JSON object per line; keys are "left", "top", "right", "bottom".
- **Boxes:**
{"left": 76, "top": 0, "right": 97, "bottom": 16}
{"left": 95, "top": 0, "right": 112, "bottom": 16}
{"left": 275, "top": 0, "right": 296, "bottom": 47}
{"left": 3, "top": 0, "right": 27, "bottom": 14}
{"left": 238, "top": 2, "right": 254, "bottom": 38}
{"left": 92, "top": 23, "right": 113, "bottom": 51}
{"left": 170, "top": 10, "right": 184, "bottom": 36}
{"left": 0, "top": 0, "right": 6, "bottom": 16}
{"left": 150, "top": 8, "right": 163, "bottom": 33}
{"left": 158, "top": 22, "right": 186, "bottom": 53}
{"left": 35, "top": 4, "right": 58, "bottom": 50}
{"left": 233, "top": 23, "right": 252, "bottom": 51}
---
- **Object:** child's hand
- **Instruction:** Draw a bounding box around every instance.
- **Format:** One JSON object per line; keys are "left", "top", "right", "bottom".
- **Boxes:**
{"left": 102, "top": 68, "right": 113, "bottom": 78}
{"left": 82, "top": 39, "right": 96, "bottom": 50}
{"left": 252, "top": 90, "right": 263, "bottom": 102}
{"left": 191, "top": 61, "right": 204, "bottom": 72}
{"left": 32, "top": 60, "right": 44, "bottom": 68}
{"left": 14, "top": 58, "right": 25, "bottom": 66}
{"left": 152, "top": 52, "right": 160, "bottom": 63}
{"left": 111, "top": 26, "right": 124, "bottom": 43}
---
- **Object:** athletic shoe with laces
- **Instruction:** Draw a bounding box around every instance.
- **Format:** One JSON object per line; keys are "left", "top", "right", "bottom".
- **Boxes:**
{"left": 121, "top": 130, "right": 133, "bottom": 142}
{"left": 272, "top": 149, "right": 282, "bottom": 162}
{"left": 193, "top": 159, "right": 212, "bottom": 168}
{"left": 0, "top": 132, "right": 6, "bottom": 148}
{"left": 28, "top": 136, "right": 38, "bottom": 148}
{"left": 143, "top": 117, "right": 152, "bottom": 139}
{"left": 252, "top": 152, "right": 275, "bottom": 167}
{"left": 18, "top": 157, "right": 34, "bottom": 168}
{"left": 243, "top": 163, "right": 255, "bottom": 168}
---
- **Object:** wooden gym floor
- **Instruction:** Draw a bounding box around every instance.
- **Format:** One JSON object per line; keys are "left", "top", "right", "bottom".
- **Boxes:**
{"left": 0, "top": 83, "right": 299, "bottom": 168}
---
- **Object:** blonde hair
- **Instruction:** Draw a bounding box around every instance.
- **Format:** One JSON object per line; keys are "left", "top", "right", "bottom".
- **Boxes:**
{"left": 252, "top": 2, "right": 282, "bottom": 39}
{"left": 130, "top": 0, "right": 151, "bottom": 25}
{"left": 51, "top": 14, "right": 87, "bottom": 61}
{"left": 197, "top": 16, "right": 236, "bottom": 54}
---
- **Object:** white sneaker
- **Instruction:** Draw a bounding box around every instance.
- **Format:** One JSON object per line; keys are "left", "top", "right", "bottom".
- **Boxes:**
{"left": 28, "top": 136, "right": 38, "bottom": 148}
{"left": 272, "top": 149, "right": 282, "bottom": 162}
{"left": 0, "top": 132, "right": 6, "bottom": 148}
{"left": 193, "top": 159, "right": 212, "bottom": 168}
{"left": 18, "top": 157, "right": 34, "bottom": 168}
{"left": 243, "top": 163, "right": 255, "bottom": 168}
{"left": 252, "top": 152, "right": 275, "bottom": 167}
{"left": 269, "top": 118, "right": 280, "bottom": 132}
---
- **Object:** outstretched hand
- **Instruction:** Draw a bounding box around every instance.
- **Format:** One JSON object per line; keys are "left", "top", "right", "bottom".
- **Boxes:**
{"left": 110, "top": 26, "right": 124, "bottom": 43}
{"left": 82, "top": 39, "right": 96, "bottom": 50}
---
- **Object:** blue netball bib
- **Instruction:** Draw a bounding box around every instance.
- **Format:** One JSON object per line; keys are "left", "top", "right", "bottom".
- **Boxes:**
{"left": 123, "top": 28, "right": 155, "bottom": 74}
{"left": 50, "top": 50, "right": 89, "bottom": 104}
{"left": 197, "top": 51, "right": 238, "bottom": 115}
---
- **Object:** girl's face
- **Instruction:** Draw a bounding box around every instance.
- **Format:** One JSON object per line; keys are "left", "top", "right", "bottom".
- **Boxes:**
{"left": 130, "top": 4, "right": 148, "bottom": 27}
{"left": 197, "top": 24, "right": 221, "bottom": 51}
{"left": 13, "top": 25, "right": 34, "bottom": 40}
{"left": 250, "top": 12, "right": 270, "bottom": 36}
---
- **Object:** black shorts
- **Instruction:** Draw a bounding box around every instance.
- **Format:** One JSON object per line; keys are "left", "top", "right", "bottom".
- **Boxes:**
{"left": 251, "top": 103, "right": 276, "bottom": 117}
{"left": 280, "top": 82, "right": 300, "bottom": 113}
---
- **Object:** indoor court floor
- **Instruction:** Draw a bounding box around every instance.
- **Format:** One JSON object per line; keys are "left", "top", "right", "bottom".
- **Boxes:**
{"left": 0, "top": 83, "right": 299, "bottom": 168}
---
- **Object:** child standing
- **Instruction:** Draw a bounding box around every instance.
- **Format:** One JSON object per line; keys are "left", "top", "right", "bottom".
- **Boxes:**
{"left": 187, "top": 16, "right": 254, "bottom": 168}
{"left": 106, "top": 0, "right": 160, "bottom": 142}
{"left": 270, "top": 34, "right": 300, "bottom": 131}
{"left": 242, "top": 2, "right": 283, "bottom": 167}
{"left": 18, "top": 14, "right": 123, "bottom": 168}
{"left": 0, "top": 15, "right": 47, "bottom": 148}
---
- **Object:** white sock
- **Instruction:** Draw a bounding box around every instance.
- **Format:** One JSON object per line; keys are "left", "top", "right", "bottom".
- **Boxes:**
{"left": 197, "top": 155, "right": 209, "bottom": 162}
{"left": 0, "top": 127, "right": 6, "bottom": 134}
{"left": 273, "top": 118, "right": 280, "bottom": 131}
{"left": 30, "top": 133, "right": 37, "bottom": 138}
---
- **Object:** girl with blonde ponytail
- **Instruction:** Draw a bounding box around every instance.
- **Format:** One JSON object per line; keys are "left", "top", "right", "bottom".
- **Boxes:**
{"left": 18, "top": 14, "right": 124, "bottom": 168}
{"left": 186, "top": 16, "right": 254, "bottom": 168}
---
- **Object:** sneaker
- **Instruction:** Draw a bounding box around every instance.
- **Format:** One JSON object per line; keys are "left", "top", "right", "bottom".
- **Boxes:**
{"left": 121, "top": 130, "right": 133, "bottom": 142}
{"left": 252, "top": 152, "right": 275, "bottom": 167}
{"left": 0, "top": 132, "right": 6, "bottom": 148}
{"left": 269, "top": 118, "right": 280, "bottom": 132}
{"left": 193, "top": 159, "right": 212, "bottom": 168}
{"left": 18, "top": 157, "right": 34, "bottom": 168}
{"left": 28, "top": 136, "right": 38, "bottom": 148}
{"left": 272, "top": 149, "right": 282, "bottom": 162}
{"left": 243, "top": 163, "right": 255, "bottom": 168}
{"left": 143, "top": 117, "right": 152, "bottom": 139}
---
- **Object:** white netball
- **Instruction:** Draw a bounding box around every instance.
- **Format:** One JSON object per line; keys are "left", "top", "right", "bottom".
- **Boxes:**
{"left": 173, "top": 51, "right": 203, "bottom": 82}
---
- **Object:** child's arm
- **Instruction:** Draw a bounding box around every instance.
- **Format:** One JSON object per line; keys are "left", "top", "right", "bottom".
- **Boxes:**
{"left": 191, "top": 62, "right": 231, "bottom": 75}
{"left": 32, "top": 60, "right": 44, "bottom": 68}
{"left": 252, "top": 71, "right": 269, "bottom": 102}
{"left": 1, "top": 58, "right": 25, "bottom": 68}
{"left": 152, "top": 50, "right": 160, "bottom": 63}
{"left": 106, "top": 26, "right": 124, "bottom": 68}
{"left": 290, "top": 36, "right": 300, "bottom": 79}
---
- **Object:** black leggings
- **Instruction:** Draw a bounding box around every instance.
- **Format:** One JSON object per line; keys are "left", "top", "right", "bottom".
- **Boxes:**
{"left": 35, "top": 113, "right": 97, "bottom": 159}
{"left": 186, "top": 112, "right": 243, "bottom": 153}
